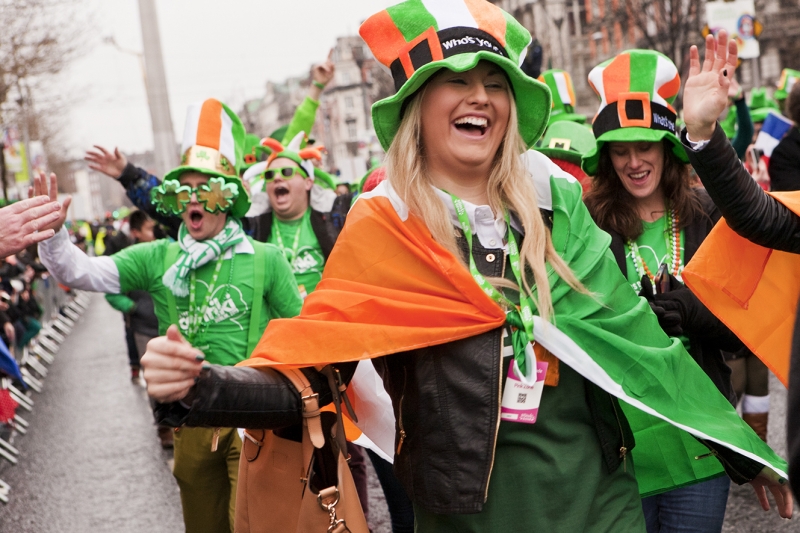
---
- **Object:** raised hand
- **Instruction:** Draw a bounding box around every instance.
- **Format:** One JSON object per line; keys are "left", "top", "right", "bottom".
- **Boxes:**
{"left": 84, "top": 145, "right": 128, "bottom": 179}
{"left": 141, "top": 325, "right": 205, "bottom": 403}
{"left": 0, "top": 194, "right": 62, "bottom": 258}
{"left": 683, "top": 30, "right": 739, "bottom": 141}
{"left": 309, "top": 49, "right": 336, "bottom": 100}
{"left": 30, "top": 172, "right": 71, "bottom": 234}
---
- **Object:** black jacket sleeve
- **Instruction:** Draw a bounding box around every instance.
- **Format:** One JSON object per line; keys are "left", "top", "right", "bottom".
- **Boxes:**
{"left": 154, "top": 362, "right": 358, "bottom": 429}
{"left": 682, "top": 125, "right": 800, "bottom": 254}
{"left": 768, "top": 128, "right": 800, "bottom": 192}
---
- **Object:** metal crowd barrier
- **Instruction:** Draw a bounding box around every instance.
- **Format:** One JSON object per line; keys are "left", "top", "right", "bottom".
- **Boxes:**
{"left": 0, "top": 278, "right": 89, "bottom": 504}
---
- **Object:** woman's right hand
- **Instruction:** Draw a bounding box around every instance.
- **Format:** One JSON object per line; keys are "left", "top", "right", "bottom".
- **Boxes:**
{"left": 683, "top": 30, "right": 739, "bottom": 142}
{"left": 141, "top": 325, "right": 205, "bottom": 403}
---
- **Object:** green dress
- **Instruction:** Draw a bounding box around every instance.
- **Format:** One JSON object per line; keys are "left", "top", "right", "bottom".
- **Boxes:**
{"left": 414, "top": 252, "right": 646, "bottom": 532}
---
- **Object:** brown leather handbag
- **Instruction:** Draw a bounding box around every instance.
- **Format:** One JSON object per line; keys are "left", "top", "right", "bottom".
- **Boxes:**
{"left": 234, "top": 366, "right": 368, "bottom": 533}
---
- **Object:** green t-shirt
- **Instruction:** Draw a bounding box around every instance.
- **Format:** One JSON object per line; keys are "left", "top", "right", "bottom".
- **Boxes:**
{"left": 624, "top": 215, "right": 686, "bottom": 295}
{"left": 111, "top": 237, "right": 302, "bottom": 366}
{"left": 268, "top": 211, "right": 325, "bottom": 296}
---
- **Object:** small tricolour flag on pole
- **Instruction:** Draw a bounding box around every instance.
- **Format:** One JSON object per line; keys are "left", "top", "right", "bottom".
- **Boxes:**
{"left": 754, "top": 111, "right": 793, "bottom": 166}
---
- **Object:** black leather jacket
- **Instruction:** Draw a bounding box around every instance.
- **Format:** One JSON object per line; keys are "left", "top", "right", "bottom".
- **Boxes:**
{"left": 156, "top": 203, "right": 764, "bottom": 514}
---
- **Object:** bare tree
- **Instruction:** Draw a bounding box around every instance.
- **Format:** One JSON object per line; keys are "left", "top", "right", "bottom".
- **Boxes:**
{"left": 0, "top": 0, "right": 87, "bottom": 200}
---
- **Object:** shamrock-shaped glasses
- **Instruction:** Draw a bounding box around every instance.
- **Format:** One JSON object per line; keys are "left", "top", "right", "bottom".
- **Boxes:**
{"left": 151, "top": 176, "right": 239, "bottom": 215}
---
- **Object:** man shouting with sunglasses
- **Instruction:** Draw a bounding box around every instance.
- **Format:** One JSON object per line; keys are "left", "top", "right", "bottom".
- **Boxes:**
{"left": 33, "top": 99, "right": 302, "bottom": 533}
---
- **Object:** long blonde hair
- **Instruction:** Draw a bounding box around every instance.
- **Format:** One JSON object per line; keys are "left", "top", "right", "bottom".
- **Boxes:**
{"left": 385, "top": 83, "right": 584, "bottom": 322}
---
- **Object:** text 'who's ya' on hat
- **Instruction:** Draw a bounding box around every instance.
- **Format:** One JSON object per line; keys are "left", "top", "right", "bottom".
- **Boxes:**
{"left": 582, "top": 49, "right": 686, "bottom": 176}
{"left": 359, "top": 0, "right": 552, "bottom": 151}
{"left": 165, "top": 98, "right": 251, "bottom": 218}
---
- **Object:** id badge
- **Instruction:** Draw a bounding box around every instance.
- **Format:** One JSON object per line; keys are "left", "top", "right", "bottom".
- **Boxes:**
{"left": 500, "top": 361, "right": 548, "bottom": 424}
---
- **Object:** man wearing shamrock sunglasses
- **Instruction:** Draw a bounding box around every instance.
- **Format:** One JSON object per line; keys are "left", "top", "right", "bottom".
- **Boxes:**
{"left": 34, "top": 99, "right": 303, "bottom": 533}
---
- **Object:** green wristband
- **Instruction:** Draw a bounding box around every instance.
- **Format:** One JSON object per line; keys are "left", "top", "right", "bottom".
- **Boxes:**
{"left": 313, "top": 80, "right": 326, "bottom": 90}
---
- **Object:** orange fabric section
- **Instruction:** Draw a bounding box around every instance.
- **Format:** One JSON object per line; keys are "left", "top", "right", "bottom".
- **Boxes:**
{"left": 602, "top": 54, "right": 631, "bottom": 104}
{"left": 195, "top": 99, "right": 223, "bottom": 151}
{"left": 658, "top": 73, "right": 681, "bottom": 103}
{"left": 683, "top": 191, "right": 800, "bottom": 386}
{"left": 239, "top": 195, "right": 506, "bottom": 370}
{"left": 359, "top": 10, "right": 409, "bottom": 68}
{"left": 464, "top": 0, "right": 508, "bottom": 47}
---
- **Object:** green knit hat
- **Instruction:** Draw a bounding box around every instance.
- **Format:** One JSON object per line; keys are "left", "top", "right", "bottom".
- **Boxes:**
{"left": 537, "top": 69, "right": 586, "bottom": 125}
{"left": 749, "top": 87, "right": 781, "bottom": 123}
{"left": 775, "top": 69, "right": 800, "bottom": 101}
{"left": 582, "top": 49, "right": 686, "bottom": 176}
{"left": 359, "top": 0, "right": 551, "bottom": 151}
{"left": 163, "top": 99, "right": 251, "bottom": 218}
{"left": 535, "top": 121, "right": 596, "bottom": 164}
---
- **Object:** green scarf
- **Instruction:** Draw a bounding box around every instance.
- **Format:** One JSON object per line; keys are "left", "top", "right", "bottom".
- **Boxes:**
{"left": 162, "top": 218, "right": 245, "bottom": 297}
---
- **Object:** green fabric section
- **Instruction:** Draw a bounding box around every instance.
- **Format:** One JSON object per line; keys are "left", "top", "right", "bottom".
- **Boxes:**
{"left": 540, "top": 174, "right": 787, "bottom": 489}
{"left": 414, "top": 358, "right": 645, "bottom": 532}
{"left": 629, "top": 52, "right": 657, "bottom": 96}
{"left": 501, "top": 10, "right": 527, "bottom": 65}
{"left": 112, "top": 238, "right": 302, "bottom": 366}
{"left": 269, "top": 212, "right": 325, "bottom": 295}
{"left": 105, "top": 293, "right": 135, "bottom": 314}
{"left": 281, "top": 96, "right": 319, "bottom": 147}
{"left": 386, "top": 0, "right": 438, "bottom": 41}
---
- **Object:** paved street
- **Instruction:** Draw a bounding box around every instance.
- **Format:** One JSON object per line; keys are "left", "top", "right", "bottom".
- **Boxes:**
{"left": 0, "top": 293, "right": 796, "bottom": 532}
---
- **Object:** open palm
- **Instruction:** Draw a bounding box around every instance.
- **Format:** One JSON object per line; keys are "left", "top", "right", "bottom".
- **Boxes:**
{"left": 683, "top": 30, "right": 739, "bottom": 141}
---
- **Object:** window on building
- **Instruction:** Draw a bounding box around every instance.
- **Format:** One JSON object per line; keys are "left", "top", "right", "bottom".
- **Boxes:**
{"left": 346, "top": 119, "right": 357, "bottom": 140}
{"left": 345, "top": 96, "right": 354, "bottom": 109}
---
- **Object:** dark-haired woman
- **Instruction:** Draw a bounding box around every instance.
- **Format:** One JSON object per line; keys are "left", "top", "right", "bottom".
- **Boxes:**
{"left": 583, "top": 49, "right": 745, "bottom": 533}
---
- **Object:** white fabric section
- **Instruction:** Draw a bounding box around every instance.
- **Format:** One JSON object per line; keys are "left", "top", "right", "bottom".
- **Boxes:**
{"left": 521, "top": 149, "right": 576, "bottom": 211}
{"left": 349, "top": 360, "right": 397, "bottom": 462}
{"left": 38, "top": 227, "right": 121, "bottom": 293}
{"left": 352, "top": 433, "right": 392, "bottom": 463}
{"left": 243, "top": 161, "right": 268, "bottom": 191}
{"left": 356, "top": 180, "right": 410, "bottom": 221}
{"left": 653, "top": 56, "right": 677, "bottom": 107}
{"left": 218, "top": 108, "right": 236, "bottom": 165}
{"left": 229, "top": 238, "right": 254, "bottom": 256}
{"left": 685, "top": 132, "right": 710, "bottom": 151}
{"left": 310, "top": 183, "right": 337, "bottom": 213}
{"left": 755, "top": 135, "right": 780, "bottom": 157}
{"left": 245, "top": 192, "right": 270, "bottom": 217}
{"left": 528, "top": 315, "right": 788, "bottom": 479}
{"left": 422, "top": 0, "right": 477, "bottom": 30}
{"left": 554, "top": 72, "right": 573, "bottom": 106}
{"left": 788, "top": 77, "right": 798, "bottom": 94}
{"left": 742, "top": 394, "right": 771, "bottom": 414}
{"left": 286, "top": 131, "right": 305, "bottom": 151}
{"left": 433, "top": 187, "right": 508, "bottom": 250}
{"left": 588, "top": 66, "right": 608, "bottom": 107}
{"left": 181, "top": 102, "right": 202, "bottom": 153}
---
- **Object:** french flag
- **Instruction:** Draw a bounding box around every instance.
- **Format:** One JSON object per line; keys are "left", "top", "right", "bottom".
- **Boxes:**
{"left": 755, "top": 111, "right": 794, "bottom": 166}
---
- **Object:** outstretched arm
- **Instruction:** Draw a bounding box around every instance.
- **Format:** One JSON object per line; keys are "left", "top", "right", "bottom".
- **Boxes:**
{"left": 32, "top": 173, "right": 121, "bottom": 293}
{"left": 682, "top": 31, "right": 800, "bottom": 253}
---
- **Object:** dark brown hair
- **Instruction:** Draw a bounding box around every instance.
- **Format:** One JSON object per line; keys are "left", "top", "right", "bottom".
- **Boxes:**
{"left": 583, "top": 140, "right": 702, "bottom": 241}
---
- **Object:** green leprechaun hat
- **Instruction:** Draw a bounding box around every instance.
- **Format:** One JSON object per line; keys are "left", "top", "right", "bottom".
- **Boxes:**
{"left": 164, "top": 98, "right": 251, "bottom": 218}
{"left": 535, "top": 121, "right": 596, "bottom": 164}
{"left": 774, "top": 68, "right": 800, "bottom": 101}
{"left": 241, "top": 133, "right": 272, "bottom": 173}
{"left": 359, "top": 0, "right": 551, "bottom": 151}
{"left": 582, "top": 49, "right": 686, "bottom": 176}
{"left": 537, "top": 69, "right": 586, "bottom": 125}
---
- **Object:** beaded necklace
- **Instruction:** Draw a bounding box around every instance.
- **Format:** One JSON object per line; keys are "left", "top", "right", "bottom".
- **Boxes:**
{"left": 184, "top": 251, "right": 236, "bottom": 345}
{"left": 627, "top": 207, "right": 682, "bottom": 285}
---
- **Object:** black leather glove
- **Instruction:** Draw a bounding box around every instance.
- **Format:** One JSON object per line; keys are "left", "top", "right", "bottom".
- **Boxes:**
{"left": 653, "top": 274, "right": 725, "bottom": 339}
{"left": 639, "top": 275, "right": 683, "bottom": 337}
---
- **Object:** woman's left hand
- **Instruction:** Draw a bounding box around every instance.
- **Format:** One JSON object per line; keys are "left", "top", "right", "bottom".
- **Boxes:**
{"left": 683, "top": 30, "right": 739, "bottom": 142}
{"left": 748, "top": 467, "right": 793, "bottom": 519}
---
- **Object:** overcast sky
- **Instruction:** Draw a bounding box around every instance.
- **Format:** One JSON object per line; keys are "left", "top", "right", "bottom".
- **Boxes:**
{"left": 63, "top": 0, "right": 396, "bottom": 158}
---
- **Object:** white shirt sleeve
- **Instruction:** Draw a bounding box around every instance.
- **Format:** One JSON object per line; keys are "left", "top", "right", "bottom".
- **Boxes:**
{"left": 38, "top": 227, "right": 122, "bottom": 293}
{"left": 684, "top": 133, "right": 710, "bottom": 151}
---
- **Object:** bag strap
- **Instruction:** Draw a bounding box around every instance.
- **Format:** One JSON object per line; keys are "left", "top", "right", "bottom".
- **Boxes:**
{"left": 279, "top": 368, "right": 325, "bottom": 450}
{"left": 164, "top": 242, "right": 181, "bottom": 326}
{"left": 246, "top": 241, "right": 266, "bottom": 357}
{"left": 320, "top": 366, "right": 350, "bottom": 459}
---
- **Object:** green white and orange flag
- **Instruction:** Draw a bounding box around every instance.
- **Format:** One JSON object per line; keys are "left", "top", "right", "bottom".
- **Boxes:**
{"left": 240, "top": 151, "right": 788, "bottom": 493}
{"left": 684, "top": 191, "right": 800, "bottom": 387}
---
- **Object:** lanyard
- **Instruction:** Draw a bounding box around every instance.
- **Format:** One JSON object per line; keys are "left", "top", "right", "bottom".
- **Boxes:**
{"left": 185, "top": 254, "right": 225, "bottom": 343}
{"left": 273, "top": 211, "right": 307, "bottom": 268}
{"left": 450, "top": 194, "right": 537, "bottom": 383}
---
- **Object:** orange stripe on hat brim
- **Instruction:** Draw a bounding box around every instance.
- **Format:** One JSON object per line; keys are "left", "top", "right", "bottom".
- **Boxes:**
{"left": 602, "top": 54, "right": 631, "bottom": 105}
{"left": 464, "top": 0, "right": 508, "bottom": 47}
{"left": 196, "top": 99, "right": 223, "bottom": 151}
{"left": 359, "top": 10, "right": 409, "bottom": 68}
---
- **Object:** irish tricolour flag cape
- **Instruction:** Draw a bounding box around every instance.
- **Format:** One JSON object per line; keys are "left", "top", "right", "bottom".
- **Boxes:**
{"left": 240, "top": 151, "right": 787, "bottom": 495}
